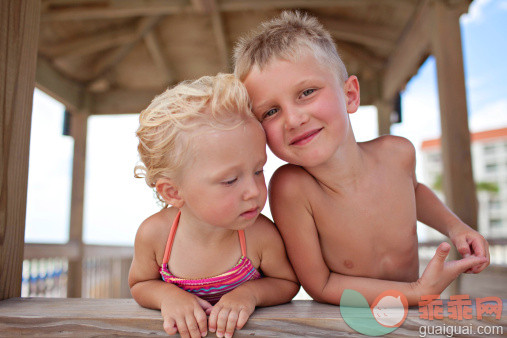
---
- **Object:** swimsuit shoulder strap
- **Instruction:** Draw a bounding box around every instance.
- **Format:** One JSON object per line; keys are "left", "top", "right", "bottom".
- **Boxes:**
{"left": 238, "top": 230, "right": 247, "bottom": 257}
{"left": 162, "top": 210, "right": 181, "bottom": 265}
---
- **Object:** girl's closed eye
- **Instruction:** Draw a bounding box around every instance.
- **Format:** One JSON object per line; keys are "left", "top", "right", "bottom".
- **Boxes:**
{"left": 255, "top": 169, "right": 264, "bottom": 175}
{"left": 222, "top": 177, "right": 237, "bottom": 186}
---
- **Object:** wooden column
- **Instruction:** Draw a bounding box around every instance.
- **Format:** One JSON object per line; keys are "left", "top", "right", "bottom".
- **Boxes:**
{"left": 0, "top": 0, "right": 41, "bottom": 300}
{"left": 375, "top": 100, "right": 393, "bottom": 136}
{"left": 67, "top": 110, "right": 89, "bottom": 298}
{"left": 431, "top": 1, "right": 477, "bottom": 230}
{"left": 431, "top": 1, "right": 476, "bottom": 295}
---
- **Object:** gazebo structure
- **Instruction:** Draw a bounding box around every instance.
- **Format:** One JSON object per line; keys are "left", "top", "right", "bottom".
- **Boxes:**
{"left": 1, "top": 0, "right": 484, "bottom": 331}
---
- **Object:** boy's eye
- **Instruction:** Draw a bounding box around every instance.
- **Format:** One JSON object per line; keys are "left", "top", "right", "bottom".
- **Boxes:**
{"left": 301, "top": 88, "right": 315, "bottom": 97}
{"left": 263, "top": 108, "right": 278, "bottom": 119}
{"left": 255, "top": 169, "right": 264, "bottom": 176}
{"left": 222, "top": 178, "right": 237, "bottom": 185}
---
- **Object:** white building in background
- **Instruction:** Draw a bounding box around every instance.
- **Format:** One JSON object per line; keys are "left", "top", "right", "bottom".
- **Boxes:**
{"left": 420, "top": 127, "right": 507, "bottom": 239}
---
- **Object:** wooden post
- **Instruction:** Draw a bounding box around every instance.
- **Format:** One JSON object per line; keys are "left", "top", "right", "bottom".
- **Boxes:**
{"left": 375, "top": 100, "right": 393, "bottom": 136}
{"left": 431, "top": 1, "right": 477, "bottom": 229}
{"left": 67, "top": 110, "right": 89, "bottom": 298}
{"left": 431, "top": 0, "right": 476, "bottom": 295}
{"left": 0, "top": 0, "right": 41, "bottom": 300}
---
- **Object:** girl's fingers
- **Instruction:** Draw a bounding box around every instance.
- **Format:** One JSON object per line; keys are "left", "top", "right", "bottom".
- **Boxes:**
{"left": 216, "top": 308, "right": 231, "bottom": 338}
{"left": 236, "top": 308, "right": 250, "bottom": 329}
{"left": 194, "top": 308, "right": 208, "bottom": 337}
{"left": 224, "top": 311, "right": 239, "bottom": 338}
{"left": 184, "top": 315, "right": 202, "bottom": 338}
{"left": 163, "top": 317, "right": 178, "bottom": 335}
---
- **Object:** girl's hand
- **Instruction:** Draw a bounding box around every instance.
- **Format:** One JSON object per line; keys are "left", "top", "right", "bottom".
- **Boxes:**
{"left": 415, "top": 242, "right": 488, "bottom": 297}
{"left": 449, "top": 226, "right": 490, "bottom": 273}
{"left": 160, "top": 292, "right": 212, "bottom": 337}
{"left": 208, "top": 290, "right": 256, "bottom": 338}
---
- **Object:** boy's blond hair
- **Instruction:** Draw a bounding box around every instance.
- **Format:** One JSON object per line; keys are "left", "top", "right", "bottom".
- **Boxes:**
{"left": 233, "top": 11, "right": 348, "bottom": 82}
{"left": 135, "top": 73, "right": 254, "bottom": 205}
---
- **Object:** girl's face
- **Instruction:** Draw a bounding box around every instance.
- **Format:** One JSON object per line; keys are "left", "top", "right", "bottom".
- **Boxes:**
{"left": 177, "top": 119, "right": 267, "bottom": 230}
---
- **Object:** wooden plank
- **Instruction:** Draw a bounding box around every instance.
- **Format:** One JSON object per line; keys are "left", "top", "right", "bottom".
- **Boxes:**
{"left": 431, "top": 1, "right": 477, "bottom": 229}
{"left": 35, "top": 57, "right": 84, "bottom": 113}
{"left": 0, "top": 298, "right": 505, "bottom": 336}
{"left": 0, "top": 0, "right": 41, "bottom": 300}
{"left": 143, "top": 31, "right": 174, "bottom": 85}
{"left": 382, "top": 0, "right": 431, "bottom": 101}
{"left": 376, "top": 100, "right": 393, "bottom": 136}
{"left": 93, "top": 89, "right": 161, "bottom": 115}
{"left": 219, "top": 0, "right": 418, "bottom": 11}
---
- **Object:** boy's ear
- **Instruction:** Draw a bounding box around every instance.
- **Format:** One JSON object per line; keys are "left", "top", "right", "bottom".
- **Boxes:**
{"left": 344, "top": 75, "right": 360, "bottom": 114}
{"left": 156, "top": 178, "right": 184, "bottom": 208}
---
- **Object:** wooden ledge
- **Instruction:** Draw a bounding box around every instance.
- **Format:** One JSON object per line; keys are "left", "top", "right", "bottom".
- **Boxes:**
{"left": 0, "top": 298, "right": 505, "bottom": 336}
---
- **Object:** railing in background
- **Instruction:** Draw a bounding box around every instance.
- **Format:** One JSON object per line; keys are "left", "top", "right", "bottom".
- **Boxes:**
{"left": 23, "top": 242, "right": 133, "bottom": 298}
{"left": 23, "top": 238, "right": 506, "bottom": 299}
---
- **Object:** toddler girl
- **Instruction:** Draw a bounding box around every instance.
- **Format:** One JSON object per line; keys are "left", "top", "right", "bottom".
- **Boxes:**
{"left": 129, "top": 74, "right": 299, "bottom": 338}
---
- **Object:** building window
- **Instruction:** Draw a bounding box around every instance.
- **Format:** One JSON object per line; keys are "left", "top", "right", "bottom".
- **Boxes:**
{"left": 485, "top": 163, "right": 498, "bottom": 173}
{"left": 484, "top": 144, "right": 496, "bottom": 155}
{"left": 490, "top": 219, "right": 502, "bottom": 228}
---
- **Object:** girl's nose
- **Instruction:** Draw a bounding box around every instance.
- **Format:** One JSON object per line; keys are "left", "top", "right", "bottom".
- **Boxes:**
{"left": 243, "top": 177, "right": 261, "bottom": 200}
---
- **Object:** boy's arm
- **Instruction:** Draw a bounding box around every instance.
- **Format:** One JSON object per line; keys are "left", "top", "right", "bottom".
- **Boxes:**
{"left": 411, "top": 163, "right": 489, "bottom": 272}
{"left": 269, "top": 165, "right": 486, "bottom": 306}
{"left": 129, "top": 218, "right": 211, "bottom": 337}
{"left": 208, "top": 216, "right": 300, "bottom": 337}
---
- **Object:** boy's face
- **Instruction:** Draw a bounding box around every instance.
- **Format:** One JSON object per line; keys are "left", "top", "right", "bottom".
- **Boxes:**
{"left": 243, "top": 53, "right": 359, "bottom": 167}
{"left": 178, "top": 119, "right": 267, "bottom": 230}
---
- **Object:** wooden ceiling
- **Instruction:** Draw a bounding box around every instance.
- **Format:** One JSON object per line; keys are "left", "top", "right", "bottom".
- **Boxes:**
{"left": 35, "top": 0, "right": 471, "bottom": 115}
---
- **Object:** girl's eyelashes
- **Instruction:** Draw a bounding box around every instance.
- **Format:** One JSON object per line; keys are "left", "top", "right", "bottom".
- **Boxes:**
{"left": 222, "top": 178, "right": 237, "bottom": 186}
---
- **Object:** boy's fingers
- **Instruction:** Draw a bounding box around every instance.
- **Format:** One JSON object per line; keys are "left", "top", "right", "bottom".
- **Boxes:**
{"left": 216, "top": 308, "right": 231, "bottom": 337}
{"left": 208, "top": 306, "right": 219, "bottom": 333}
{"left": 236, "top": 309, "right": 250, "bottom": 329}
{"left": 184, "top": 315, "right": 202, "bottom": 338}
{"left": 176, "top": 318, "right": 190, "bottom": 338}
{"left": 163, "top": 318, "right": 178, "bottom": 335}
{"left": 451, "top": 256, "right": 487, "bottom": 275}
{"left": 196, "top": 297, "right": 213, "bottom": 313}
{"left": 434, "top": 242, "right": 451, "bottom": 262}
{"left": 456, "top": 241, "right": 471, "bottom": 258}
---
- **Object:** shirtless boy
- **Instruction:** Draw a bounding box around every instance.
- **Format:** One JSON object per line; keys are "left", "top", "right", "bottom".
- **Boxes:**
{"left": 233, "top": 11, "right": 489, "bottom": 305}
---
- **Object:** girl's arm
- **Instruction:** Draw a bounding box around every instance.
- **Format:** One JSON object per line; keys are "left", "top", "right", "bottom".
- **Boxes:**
{"left": 208, "top": 216, "right": 300, "bottom": 338}
{"left": 129, "top": 217, "right": 212, "bottom": 337}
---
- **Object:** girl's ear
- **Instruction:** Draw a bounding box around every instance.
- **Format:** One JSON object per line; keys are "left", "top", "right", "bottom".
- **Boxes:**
{"left": 344, "top": 75, "right": 360, "bottom": 114}
{"left": 156, "top": 178, "right": 184, "bottom": 208}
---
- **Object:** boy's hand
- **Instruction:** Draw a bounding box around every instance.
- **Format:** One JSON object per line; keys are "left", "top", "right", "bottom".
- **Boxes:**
{"left": 449, "top": 226, "right": 490, "bottom": 273}
{"left": 416, "top": 242, "right": 488, "bottom": 297}
{"left": 208, "top": 289, "right": 256, "bottom": 338}
{"left": 160, "top": 292, "right": 212, "bottom": 337}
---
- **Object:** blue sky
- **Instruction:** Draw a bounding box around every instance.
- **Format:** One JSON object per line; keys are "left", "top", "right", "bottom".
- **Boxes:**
{"left": 25, "top": 0, "right": 507, "bottom": 245}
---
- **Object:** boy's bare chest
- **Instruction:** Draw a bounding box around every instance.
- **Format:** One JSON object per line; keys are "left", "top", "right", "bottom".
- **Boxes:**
{"left": 310, "top": 176, "right": 419, "bottom": 280}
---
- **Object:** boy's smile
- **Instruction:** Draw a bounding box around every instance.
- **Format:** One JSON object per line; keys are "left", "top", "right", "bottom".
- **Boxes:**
{"left": 243, "top": 52, "right": 359, "bottom": 168}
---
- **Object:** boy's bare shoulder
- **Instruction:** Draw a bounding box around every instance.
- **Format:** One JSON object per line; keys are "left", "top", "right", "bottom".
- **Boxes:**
{"left": 270, "top": 164, "right": 316, "bottom": 195}
{"left": 364, "top": 135, "right": 416, "bottom": 167}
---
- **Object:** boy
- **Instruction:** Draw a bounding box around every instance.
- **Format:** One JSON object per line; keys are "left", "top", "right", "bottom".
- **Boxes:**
{"left": 233, "top": 11, "right": 489, "bottom": 305}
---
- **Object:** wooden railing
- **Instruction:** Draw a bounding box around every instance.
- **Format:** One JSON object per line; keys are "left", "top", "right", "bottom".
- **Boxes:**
{"left": 23, "top": 238, "right": 507, "bottom": 299}
{"left": 23, "top": 242, "right": 132, "bottom": 298}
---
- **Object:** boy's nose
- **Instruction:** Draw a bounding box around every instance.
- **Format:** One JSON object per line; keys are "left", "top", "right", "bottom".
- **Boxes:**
{"left": 284, "top": 107, "right": 309, "bottom": 130}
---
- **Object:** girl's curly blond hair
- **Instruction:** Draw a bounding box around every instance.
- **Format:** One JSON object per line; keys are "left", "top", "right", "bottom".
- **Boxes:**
{"left": 135, "top": 73, "right": 254, "bottom": 206}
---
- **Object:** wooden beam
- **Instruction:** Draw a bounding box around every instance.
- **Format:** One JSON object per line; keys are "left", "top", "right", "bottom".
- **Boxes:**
{"left": 92, "top": 89, "right": 162, "bottom": 115}
{"left": 320, "top": 17, "right": 398, "bottom": 50}
{"left": 375, "top": 100, "right": 393, "bottom": 136}
{"left": 143, "top": 31, "right": 174, "bottom": 85}
{"left": 0, "top": 0, "right": 41, "bottom": 300}
{"left": 41, "top": 0, "right": 419, "bottom": 21}
{"left": 431, "top": 0, "right": 477, "bottom": 229}
{"left": 219, "top": 0, "right": 418, "bottom": 11}
{"left": 42, "top": 0, "right": 190, "bottom": 21}
{"left": 338, "top": 42, "right": 386, "bottom": 70}
{"left": 91, "top": 15, "right": 163, "bottom": 80}
{"left": 35, "top": 57, "right": 84, "bottom": 112}
{"left": 41, "top": 27, "right": 137, "bottom": 59}
{"left": 382, "top": 0, "right": 432, "bottom": 101}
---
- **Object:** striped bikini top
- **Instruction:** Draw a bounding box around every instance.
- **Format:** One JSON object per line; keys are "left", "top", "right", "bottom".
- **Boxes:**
{"left": 159, "top": 211, "right": 262, "bottom": 304}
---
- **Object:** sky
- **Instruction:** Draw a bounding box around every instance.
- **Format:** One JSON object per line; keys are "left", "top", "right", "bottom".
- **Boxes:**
{"left": 25, "top": 0, "right": 507, "bottom": 245}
